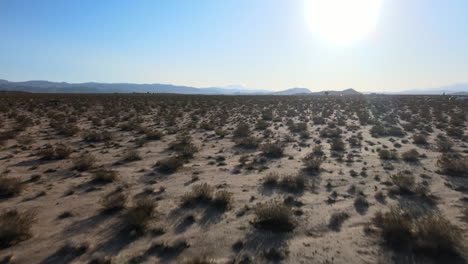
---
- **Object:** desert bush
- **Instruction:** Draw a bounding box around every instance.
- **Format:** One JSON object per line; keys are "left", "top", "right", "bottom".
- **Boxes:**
{"left": 320, "top": 128, "right": 341, "bottom": 138}
{"left": 73, "top": 153, "right": 96, "bottom": 171}
{"left": 437, "top": 154, "right": 468, "bottom": 176}
{"left": 169, "top": 135, "right": 198, "bottom": 158}
{"left": 329, "top": 212, "right": 350, "bottom": 231}
{"left": 39, "top": 143, "right": 72, "bottom": 160}
{"left": 145, "top": 129, "right": 163, "bottom": 140}
{"left": 54, "top": 144, "right": 72, "bottom": 159}
{"left": 233, "top": 122, "right": 250, "bottom": 138}
{"left": 436, "top": 137, "right": 453, "bottom": 152}
{"left": 235, "top": 136, "right": 261, "bottom": 149}
{"left": 123, "top": 198, "right": 157, "bottom": 230}
{"left": 156, "top": 156, "right": 184, "bottom": 172}
{"left": 330, "top": 138, "right": 345, "bottom": 151}
{"left": 446, "top": 127, "right": 464, "bottom": 138}
{"left": 302, "top": 153, "right": 325, "bottom": 171}
{"left": 413, "top": 133, "right": 428, "bottom": 144}
{"left": 387, "top": 126, "right": 405, "bottom": 137}
{"left": 378, "top": 149, "right": 399, "bottom": 160}
{"left": 402, "top": 149, "right": 420, "bottom": 161}
{"left": 373, "top": 207, "right": 463, "bottom": 255}
{"left": 124, "top": 149, "right": 141, "bottom": 162}
{"left": 260, "top": 142, "right": 284, "bottom": 158}
{"left": 82, "top": 130, "right": 112, "bottom": 142}
{"left": 212, "top": 190, "right": 233, "bottom": 210}
{"left": 253, "top": 200, "right": 295, "bottom": 232}
{"left": 370, "top": 124, "right": 386, "bottom": 137}
{"left": 0, "top": 175, "right": 23, "bottom": 197}
{"left": 100, "top": 190, "right": 127, "bottom": 211}
{"left": 0, "top": 209, "right": 36, "bottom": 248}
{"left": 390, "top": 172, "right": 416, "bottom": 193}
{"left": 279, "top": 172, "right": 306, "bottom": 192}
{"left": 255, "top": 120, "right": 270, "bottom": 130}
{"left": 91, "top": 169, "right": 117, "bottom": 183}
{"left": 181, "top": 183, "right": 214, "bottom": 206}
{"left": 263, "top": 172, "right": 279, "bottom": 185}
{"left": 289, "top": 122, "right": 308, "bottom": 133}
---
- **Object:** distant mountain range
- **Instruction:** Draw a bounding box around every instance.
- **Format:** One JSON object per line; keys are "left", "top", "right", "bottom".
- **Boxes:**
{"left": 0, "top": 79, "right": 361, "bottom": 95}
{"left": 371, "top": 83, "right": 468, "bottom": 95}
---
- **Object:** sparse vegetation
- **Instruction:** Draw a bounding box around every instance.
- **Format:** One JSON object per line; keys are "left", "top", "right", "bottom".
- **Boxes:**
{"left": 253, "top": 200, "right": 296, "bottom": 232}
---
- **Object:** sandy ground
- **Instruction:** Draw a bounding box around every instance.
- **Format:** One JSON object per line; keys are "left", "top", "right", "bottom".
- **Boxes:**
{"left": 0, "top": 94, "right": 466, "bottom": 264}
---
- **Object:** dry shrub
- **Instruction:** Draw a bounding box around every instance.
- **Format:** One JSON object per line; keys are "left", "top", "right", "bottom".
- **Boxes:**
{"left": 233, "top": 122, "right": 250, "bottom": 138}
{"left": 73, "top": 153, "right": 96, "bottom": 171}
{"left": 437, "top": 154, "right": 468, "bottom": 177}
{"left": 235, "top": 136, "right": 261, "bottom": 149}
{"left": 145, "top": 129, "right": 163, "bottom": 140}
{"left": 330, "top": 138, "right": 345, "bottom": 151}
{"left": 329, "top": 212, "right": 350, "bottom": 231}
{"left": 320, "top": 128, "right": 342, "bottom": 138}
{"left": 378, "top": 149, "right": 399, "bottom": 160}
{"left": 212, "top": 190, "right": 233, "bottom": 210}
{"left": 302, "top": 153, "right": 325, "bottom": 171}
{"left": 279, "top": 172, "right": 306, "bottom": 192}
{"left": 81, "top": 130, "right": 112, "bottom": 142}
{"left": 436, "top": 137, "right": 453, "bottom": 152}
{"left": 156, "top": 156, "right": 184, "bottom": 173}
{"left": 373, "top": 207, "right": 463, "bottom": 256}
{"left": 124, "top": 149, "right": 141, "bottom": 162}
{"left": 91, "top": 169, "right": 117, "bottom": 183}
{"left": 100, "top": 190, "right": 127, "bottom": 212}
{"left": 123, "top": 198, "right": 157, "bottom": 230}
{"left": 253, "top": 200, "right": 295, "bottom": 232}
{"left": 413, "top": 133, "right": 428, "bottom": 144}
{"left": 0, "top": 209, "right": 36, "bottom": 248}
{"left": 260, "top": 142, "right": 284, "bottom": 158}
{"left": 39, "top": 143, "right": 72, "bottom": 160}
{"left": 181, "top": 183, "right": 214, "bottom": 206}
{"left": 390, "top": 171, "right": 416, "bottom": 193}
{"left": 0, "top": 176, "right": 23, "bottom": 197}
{"left": 263, "top": 172, "right": 279, "bottom": 186}
{"left": 402, "top": 149, "right": 420, "bottom": 162}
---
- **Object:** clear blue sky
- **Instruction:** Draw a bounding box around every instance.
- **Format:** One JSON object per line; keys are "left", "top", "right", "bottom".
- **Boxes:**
{"left": 1, "top": 0, "right": 468, "bottom": 92}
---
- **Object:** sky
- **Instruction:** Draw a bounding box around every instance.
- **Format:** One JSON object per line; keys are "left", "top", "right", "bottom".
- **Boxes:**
{"left": 1, "top": 0, "right": 468, "bottom": 92}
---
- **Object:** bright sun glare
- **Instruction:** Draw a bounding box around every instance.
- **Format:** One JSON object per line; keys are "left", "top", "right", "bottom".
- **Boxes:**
{"left": 305, "top": 0, "right": 383, "bottom": 45}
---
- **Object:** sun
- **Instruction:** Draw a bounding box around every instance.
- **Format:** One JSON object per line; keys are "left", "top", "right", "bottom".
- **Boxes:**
{"left": 305, "top": 0, "right": 383, "bottom": 45}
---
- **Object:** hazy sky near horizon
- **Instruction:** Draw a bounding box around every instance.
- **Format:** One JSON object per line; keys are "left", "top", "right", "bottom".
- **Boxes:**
{"left": 1, "top": 0, "right": 468, "bottom": 92}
